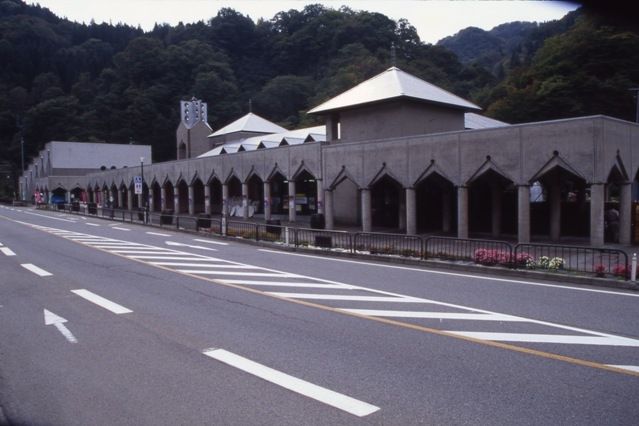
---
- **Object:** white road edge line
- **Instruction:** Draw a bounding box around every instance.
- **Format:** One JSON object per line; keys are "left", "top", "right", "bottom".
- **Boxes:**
{"left": 257, "top": 249, "right": 639, "bottom": 298}
{"left": 21, "top": 263, "right": 52, "bottom": 276}
{"left": 1, "top": 247, "right": 16, "bottom": 256}
{"left": 71, "top": 289, "right": 133, "bottom": 314}
{"left": 202, "top": 348, "right": 379, "bottom": 417}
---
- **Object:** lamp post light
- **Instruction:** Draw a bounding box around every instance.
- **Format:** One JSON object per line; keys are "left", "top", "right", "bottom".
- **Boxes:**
{"left": 140, "top": 156, "right": 148, "bottom": 223}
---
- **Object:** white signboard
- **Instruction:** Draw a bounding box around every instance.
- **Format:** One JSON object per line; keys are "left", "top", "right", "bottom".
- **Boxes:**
{"left": 134, "top": 176, "right": 142, "bottom": 194}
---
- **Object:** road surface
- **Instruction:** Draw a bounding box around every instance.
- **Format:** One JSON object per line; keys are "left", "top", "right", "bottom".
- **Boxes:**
{"left": 1, "top": 205, "right": 638, "bottom": 425}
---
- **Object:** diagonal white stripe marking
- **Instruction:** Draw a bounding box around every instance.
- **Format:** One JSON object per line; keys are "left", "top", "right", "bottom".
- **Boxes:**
{"left": 1, "top": 247, "right": 16, "bottom": 256}
{"left": 219, "top": 279, "right": 355, "bottom": 289}
{"left": 129, "top": 255, "right": 209, "bottom": 260}
{"left": 193, "top": 238, "right": 228, "bottom": 246}
{"left": 151, "top": 262, "right": 238, "bottom": 267}
{"left": 267, "top": 293, "right": 422, "bottom": 302}
{"left": 340, "top": 310, "right": 523, "bottom": 321}
{"left": 606, "top": 365, "right": 639, "bottom": 373}
{"left": 203, "top": 348, "right": 379, "bottom": 417}
{"left": 21, "top": 263, "right": 52, "bottom": 276}
{"left": 179, "top": 270, "right": 297, "bottom": 277}
{"left": 447, "top": 332, "right": 639, "bottom": 346}
{"left": 71, "top": 289, "right": 132, "bottom": 314}
{"left": 110, "top": 250, "right": 175, "bottom": 254}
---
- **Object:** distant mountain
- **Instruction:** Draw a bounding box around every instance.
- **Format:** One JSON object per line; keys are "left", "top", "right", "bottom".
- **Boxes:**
{"left": 437, "top": 14, "right": 578, "bottom": 76}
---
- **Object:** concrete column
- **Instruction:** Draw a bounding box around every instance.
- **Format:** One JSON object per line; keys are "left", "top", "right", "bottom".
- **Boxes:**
{"left": 406, "top": 187, "right": 416, "bottom": 235}
{"left": 173, "top": 185, "right": 180, "bottom": 214}
{"left": 242, "top": 183, "right": 249, "bottom": 219}
{"left": 288, "top": 180, "right": 296, "bottom": 222}
{"left": 442, "top": 189, "right": 452, "bottom": 233}
{"left": 222, "top": 183, "right": 229, "bottom": 217}
{"left": 263, "top": 182, "right": 271, "bottom": 221}
{"left": 398, "top": 191, "right": 406, "bottom": 231}
{"left": 128, "top": 189, "right": 134, "bottom": 210}
{"left": 188, "top": 185, "right": 195, "bottom": 216}
{"left": 324, "top": 190, "right": 334, "bottom": 230}
{"left": 316, "top": 179, "right": 324, "bottom": 214}
{"left": 619, "top": 182, "right": 632, "bottom": 245}
{"left": 160, "top": 186, "right": 166, "bottom": 211}
{"left": 549, "top": 181, "right": 561, "bottom": 241}
{"left": 361, "top": 188, "right": 372, "bottom": 232}
{"left": 491, "top": 185, "right": 502, "bottom": 238}
{"left": 517, "top": 185, "right": 531, "bottom": 244}
{"left": 457, "top": 186, "right": 468, "bottom": 239}
{"left": 204, "top": 184, "right": 211, "bottom": 215}
{"left": 149, "top": 191, "right": 155, "bottom": 212}
{"left": 590, "top": 183, "right": 605, "bottom": 247}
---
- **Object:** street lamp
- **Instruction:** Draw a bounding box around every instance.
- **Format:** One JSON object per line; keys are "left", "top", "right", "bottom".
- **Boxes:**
{"left": 140, "top": 156, "right": 148, "bottom": 223}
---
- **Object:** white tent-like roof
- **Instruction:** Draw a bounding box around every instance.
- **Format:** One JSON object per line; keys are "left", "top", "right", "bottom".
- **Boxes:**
{"left": 208, "top": 112, "right": 287, "bottom": 138}
{"left": 198, "top": 125, "right": 326, "bottom": 158}
{"left": 308, "top": 67, "right": 481, "bottom": 114}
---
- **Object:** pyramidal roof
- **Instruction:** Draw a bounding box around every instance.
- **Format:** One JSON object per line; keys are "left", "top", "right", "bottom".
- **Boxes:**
{"left": 209, "top": 112, "right": 287, "bottom": 137}
{"left": 308, "top": 67, "right": 481, "bottom": 114}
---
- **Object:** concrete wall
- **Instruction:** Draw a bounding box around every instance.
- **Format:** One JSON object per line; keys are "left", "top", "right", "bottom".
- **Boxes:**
{"left": 176, "top": 121, "right": 213, "bottom": 159}
{"left": 323, "top": 115, "right": 639, "bottom": 189}
{"left": 338, "top": 100, "right": 464, "bottom": 143}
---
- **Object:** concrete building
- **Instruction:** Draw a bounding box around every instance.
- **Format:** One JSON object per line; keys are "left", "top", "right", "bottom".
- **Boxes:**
{"left": 21, "top": 67, "right": 639, "bottom": 247}
{"left": 23, "top": 141, "right": 151, "bottom": 207}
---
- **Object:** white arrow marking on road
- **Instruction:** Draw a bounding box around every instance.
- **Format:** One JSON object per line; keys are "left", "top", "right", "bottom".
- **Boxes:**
{"left": 43, "top": 309, "right": 78, "bottom": 343}
{"left": 165, "top": 241, "right": 218, "bottom": 251}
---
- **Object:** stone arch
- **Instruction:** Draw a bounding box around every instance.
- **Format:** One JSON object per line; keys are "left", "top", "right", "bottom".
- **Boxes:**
{"left": 467, "top": 159, "right": 516, "bottom": 238}
{"left": 151, "top": 180, "right": 162, "bottom": 212}
{"left": 292, "top": 165, "right": 319, "bottom": 216}
{"left": 415, "top": 167, "right": 456, "bottom": 234}
{"left": 330, "top": 167, "right": 360, "bottom": 227}
{"left": 51, "top": 186, "right": 67, "bottom": 205}
{"left": 267, "top": 171, "right": 288, "bottom": 215}
{"left": 176, "top": 178, "right": 189, "bottom": 214}
{"left": 529, "top": 153, "right": 588, "bottom": 240}
{"left": 163, "top": 179, "right": 174, "bottom": 212}
{"left": 245, "top": 169, "right": 264, "bottom": 216}
{"left": 208, "top": 174, "right": 223, "bottom": 215}
{"left": 191, "top": 176, "right": 205, "bottom": 214}
{"left": 226, "top": 174, "right": 243, "bottom": 217}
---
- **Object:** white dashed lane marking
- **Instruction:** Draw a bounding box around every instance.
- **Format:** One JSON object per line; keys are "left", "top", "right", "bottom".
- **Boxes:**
{"left": 21, "top": 223, "right": 639, "bottom": 375}
{"left": 21, "top": 263, "right": 52, "bottom": 277}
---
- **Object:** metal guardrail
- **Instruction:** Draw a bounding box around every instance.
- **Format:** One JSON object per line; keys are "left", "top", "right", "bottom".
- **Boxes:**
{"left": 514, "top": 243, "right": 629, "bottom": 279}
{"left": 296, "top": 228, "right": 353, "bottom": 252}
{"left": 424, "top": 236, "right": 512, "bottom": 264}
{"left": 29, "top": 204, "right": 633, "bottom": 280}
{"left": 354, "top": 232, "right": 422, "bottom": 258}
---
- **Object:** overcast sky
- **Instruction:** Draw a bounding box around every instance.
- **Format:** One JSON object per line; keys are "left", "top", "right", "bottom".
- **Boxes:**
{"left": 26, "top": 0, "right": 579, "bottom": 44}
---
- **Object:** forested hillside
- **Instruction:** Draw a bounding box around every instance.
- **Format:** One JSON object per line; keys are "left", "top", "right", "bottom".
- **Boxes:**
{"left": 1, "top": 0, "right": 639, "bottom": 199}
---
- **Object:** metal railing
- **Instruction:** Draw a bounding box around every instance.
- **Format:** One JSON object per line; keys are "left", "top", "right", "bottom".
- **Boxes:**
{"left": 354, "top": 232, "right": 422, "bottom": 258}
{"left": 29, "top": 204, "right": 633, "bottom": 280}
{"left": 424, "top": 236, "right": 512, "bottom": 264}
{"left": 296, "top": 228, "right": 353, "bottom": 252}
{"left": 514, "top": 243, "right": 629, "bottom": 278}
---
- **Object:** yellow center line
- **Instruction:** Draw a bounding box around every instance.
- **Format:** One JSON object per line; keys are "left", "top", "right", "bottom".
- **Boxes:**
{"left": 8, "top": 214, "right": 638, "bottom": 379}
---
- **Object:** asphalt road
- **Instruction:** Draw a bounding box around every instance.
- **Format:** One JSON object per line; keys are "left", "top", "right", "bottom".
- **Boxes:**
{"left": 1, "top": 205, "right": 638, "bottom": 425}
